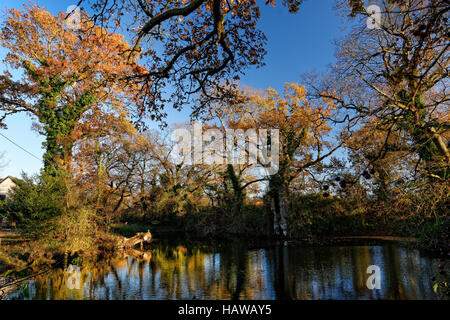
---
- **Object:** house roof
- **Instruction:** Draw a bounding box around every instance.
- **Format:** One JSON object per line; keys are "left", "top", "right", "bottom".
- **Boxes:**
{"left": 0, "top": 176, "right": 16, "bottom": 184}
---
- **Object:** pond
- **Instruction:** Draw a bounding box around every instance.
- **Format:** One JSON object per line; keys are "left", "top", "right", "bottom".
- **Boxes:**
{"left": 5, "top": 240, "right": 445, "bottom": 300}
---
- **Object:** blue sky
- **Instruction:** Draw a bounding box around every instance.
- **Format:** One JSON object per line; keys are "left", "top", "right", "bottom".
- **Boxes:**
{"left": 0, "top": 0, "right": 343, "bottom": 177}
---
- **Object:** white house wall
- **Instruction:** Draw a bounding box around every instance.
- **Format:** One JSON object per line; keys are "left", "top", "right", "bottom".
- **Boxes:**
{"left": 0, "top": 178, "right": 16, "bottom": 199}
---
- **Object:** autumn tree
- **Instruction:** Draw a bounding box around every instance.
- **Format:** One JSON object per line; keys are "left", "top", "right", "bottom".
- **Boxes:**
{"left": 310, "top": 0, "right": 449, "bottom": 182}
{"left": 216, "top": 163, "right": 262, "bottom": 214}
{"left": 74, "top": 0, "right": 304, "bottom": 121}
{"left": 0, "top": 4, "right": 145, "bottom": 174}
{"left": 198, "top": 117, "right": 265, "bottom": 215}
{"left": 216, "top": 83, "right": 340, "bottom": 237}
{"left": 140, "top": 128, "right": 215, "bottom": 221}
{"left": 71, "top": 108, "right": 142, "bottom": 219}
{"left": 77, "top": 124, "right": 216, "bottom": 221}
{"left": 342, "top": 117, "right": 417, "bottom": 201}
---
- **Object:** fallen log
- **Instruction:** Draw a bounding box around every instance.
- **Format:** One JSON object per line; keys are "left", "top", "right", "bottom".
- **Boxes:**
{"left": 0, "top": 279, "right": 19, "bottom": 300}
{"left": 119, "top": 230, "right": 152, "bottom": 250}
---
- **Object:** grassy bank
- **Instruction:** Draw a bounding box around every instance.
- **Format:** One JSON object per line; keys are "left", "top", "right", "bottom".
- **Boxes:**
{"left": 111, "top": 196, "right": 448, "bottom": 251}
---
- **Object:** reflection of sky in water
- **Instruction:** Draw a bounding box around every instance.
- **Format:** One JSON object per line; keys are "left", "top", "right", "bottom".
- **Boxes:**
{"left": 7, "top": 243, "right": 443, "bottom": 300}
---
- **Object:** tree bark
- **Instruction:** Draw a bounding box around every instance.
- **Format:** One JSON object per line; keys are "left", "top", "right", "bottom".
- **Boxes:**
{"left": 269, "top": 180, "right": 288, "bottom": 238}
{"left": 430, "top": 127, "right": 450, "bottom": 164}
{"left": 279, "top": 194, "right": 288, "bottom": 237}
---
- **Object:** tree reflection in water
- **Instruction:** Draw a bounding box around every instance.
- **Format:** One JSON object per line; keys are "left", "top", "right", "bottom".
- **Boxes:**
{"left": 7, "top": 241, "right": 442, "bottom": 300}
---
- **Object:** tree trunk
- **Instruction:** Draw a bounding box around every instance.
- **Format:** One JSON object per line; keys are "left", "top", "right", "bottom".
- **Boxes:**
{"left": 119, "top": 230, "right": 152, "bottom": 249}
{"left": 269, "top": 178, "right": 288, "bottom": 238}
{"left": 430, "top": 127, "right": 450, "bottom": 164}
{"left": 279, "top": 194, "right": 288, "bottom": 237}
{"left": 271, "top": 197, "right": 281, "bottom": 236}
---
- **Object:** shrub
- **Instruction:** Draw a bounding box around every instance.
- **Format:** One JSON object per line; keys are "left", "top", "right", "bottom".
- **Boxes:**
{"left": 416, "top": 217, "right": 450, "bottom": 251}
{"left": 177, "top": 204, "right": 270, "bottom": 239}
{"left": 3, "top": 172, "right": 67, "bottom": 236}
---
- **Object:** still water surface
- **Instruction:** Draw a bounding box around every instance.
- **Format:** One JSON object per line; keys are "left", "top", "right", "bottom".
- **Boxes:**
{"left": 7, "top": 240, "right": 443, "bottom": 300}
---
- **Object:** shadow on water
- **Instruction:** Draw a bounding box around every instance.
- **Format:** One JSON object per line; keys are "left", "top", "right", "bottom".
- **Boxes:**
{"left": 6, "top": 239, "right": 444, "bottom": 300}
